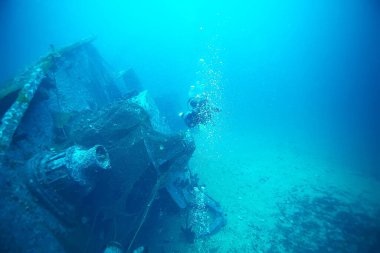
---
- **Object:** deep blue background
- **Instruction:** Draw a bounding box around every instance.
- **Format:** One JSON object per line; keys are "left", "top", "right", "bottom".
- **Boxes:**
{"left": 1, "top": 0, "right": 379, "bottom": 176}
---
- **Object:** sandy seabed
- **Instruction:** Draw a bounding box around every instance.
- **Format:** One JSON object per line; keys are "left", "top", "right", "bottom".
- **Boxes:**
{"left": 152, "top": 128, "right": 380, "bottom": 253}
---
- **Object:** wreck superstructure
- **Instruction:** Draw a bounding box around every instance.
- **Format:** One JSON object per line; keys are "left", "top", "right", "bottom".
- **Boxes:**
{"left": 0, "top": 38, "right": 225, "bottom": 253}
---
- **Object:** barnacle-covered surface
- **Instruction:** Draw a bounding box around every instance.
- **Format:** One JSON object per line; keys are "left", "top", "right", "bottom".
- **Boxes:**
{"left": 0, "top": 37, "right": 103, "bottom": 154}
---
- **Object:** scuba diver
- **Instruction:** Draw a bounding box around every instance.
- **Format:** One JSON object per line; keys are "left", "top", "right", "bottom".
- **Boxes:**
{"left": 179, "top": 95, "right": 221, "bottom": 128}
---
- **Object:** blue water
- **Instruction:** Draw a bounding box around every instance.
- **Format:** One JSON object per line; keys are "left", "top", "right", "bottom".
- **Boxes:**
{"left": 1, "top": 0, "right": 379, "bottom": 252}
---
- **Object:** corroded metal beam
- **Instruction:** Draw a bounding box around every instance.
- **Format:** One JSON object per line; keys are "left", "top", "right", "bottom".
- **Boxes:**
{"left": 0, "top": 67, "right": 45, "bottom": 153}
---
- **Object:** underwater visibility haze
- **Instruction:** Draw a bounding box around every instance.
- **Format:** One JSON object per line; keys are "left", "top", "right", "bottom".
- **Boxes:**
{"left": 0, "top": 0, "right": 379, "bottom": 252}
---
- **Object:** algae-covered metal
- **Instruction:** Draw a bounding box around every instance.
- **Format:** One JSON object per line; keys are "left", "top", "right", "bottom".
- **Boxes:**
{"left": 0, "top": 67, "right": 45, "bottom": 152}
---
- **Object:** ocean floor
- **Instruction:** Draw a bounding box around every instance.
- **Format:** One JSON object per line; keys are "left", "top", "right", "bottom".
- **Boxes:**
{"left": 151, "top": 127, "right": 380, "bottom": 253}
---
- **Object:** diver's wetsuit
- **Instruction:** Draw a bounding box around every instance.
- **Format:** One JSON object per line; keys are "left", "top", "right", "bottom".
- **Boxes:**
{"left": 184, "top": 110, "right": 202, "bottom": 128}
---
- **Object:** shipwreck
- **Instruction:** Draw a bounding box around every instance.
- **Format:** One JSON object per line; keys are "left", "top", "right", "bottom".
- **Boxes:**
{"left": 0, "top": 38, "right": 225, "bottom": 253}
